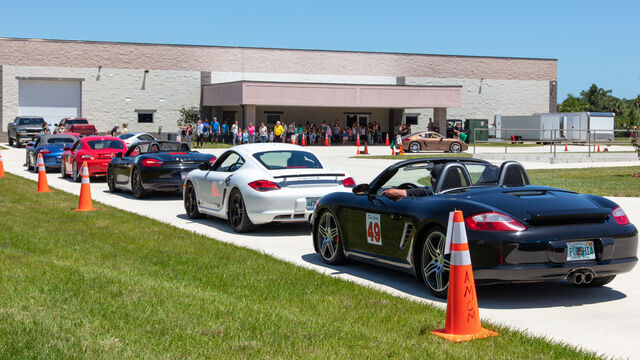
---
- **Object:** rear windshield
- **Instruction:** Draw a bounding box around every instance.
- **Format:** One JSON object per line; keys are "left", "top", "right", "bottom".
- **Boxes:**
{"left": 253, "top": 150, "right": 323, "bottom": 170}
{"left": 86, "top": 140, "right": 124, "bottom": 150}
{"left": 47, "top": 137, "right": 76, "bottom": 144}
{"left": 67, "top": 119, "right": 89, "bottom": 125}
{"left": 129, "top": 142, "right": 189, "bottom": 155}
{"left": 17, "top": 118, "right": 45, "bottom": 126}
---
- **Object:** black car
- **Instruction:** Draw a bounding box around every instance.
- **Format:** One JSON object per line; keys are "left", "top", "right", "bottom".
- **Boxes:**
{"left": 107, "top": 141, "right": 217, "bottom": 199}
{"left": 312, "top": 158, "right": 638, "bottom": 298}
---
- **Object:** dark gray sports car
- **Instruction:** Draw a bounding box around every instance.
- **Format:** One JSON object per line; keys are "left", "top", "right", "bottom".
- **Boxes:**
{"left": 312, "top": 158, "right": 638, "bottom": 298}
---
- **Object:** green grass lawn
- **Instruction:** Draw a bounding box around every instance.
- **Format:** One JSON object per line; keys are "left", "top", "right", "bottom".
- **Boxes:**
{"left": 351, "top": 153, "right": 472, "bottom": 160}
{"left": 529, "top": 166, "right": 640, "bottom": 197}
{"left": 0, "top": 174, "right": 601, "bottom": 359}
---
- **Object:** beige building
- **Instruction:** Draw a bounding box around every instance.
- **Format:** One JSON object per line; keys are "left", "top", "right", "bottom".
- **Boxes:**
{"left": 0, "top": 37, "right": 557, "bottom": 139}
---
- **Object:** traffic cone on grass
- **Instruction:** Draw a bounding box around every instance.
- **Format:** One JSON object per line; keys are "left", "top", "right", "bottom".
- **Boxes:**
{"left": 73, "top": 161, "right": 95, "bottom": 211}
{"left": 0, "top": 149, "right": 5, "bottom": 178}
{"left": 36, "top": 153, "right": 50, "bottom": 192}
{"left": 431, "top": 210, "right": 498, "bottom": 342}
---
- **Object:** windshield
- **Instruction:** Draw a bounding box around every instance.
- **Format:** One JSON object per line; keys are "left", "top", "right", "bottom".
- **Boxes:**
{"left": 17, "top": 118, "right": 45, "bottom": 126}
{"left": 66, "top": 119, "right": 88, "bottom": 125}
{"left": 47, "top": 137, "right": 76, "bottom": 144}
{"left": 119, "top": 133, "right": 134, "bottom": 139}
{"left": 86, "top": 140, "right": 124, "bottom": 150}
{"left": 253, "top": 150, "right": 323, "bottom": 170}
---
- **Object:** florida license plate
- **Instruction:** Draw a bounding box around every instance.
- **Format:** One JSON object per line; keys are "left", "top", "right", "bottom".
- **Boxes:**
{"left": 306, "top": 197, "right": 320, "bottom": 210}
{"left": 567, "top": 241, "right": 596, "bottom": 261}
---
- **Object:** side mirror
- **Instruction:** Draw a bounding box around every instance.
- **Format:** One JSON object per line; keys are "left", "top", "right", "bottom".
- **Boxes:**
{"left": 198, "top": 162, "right": 211, "bottom": 171}
{"left": 63, "top": 146, "right": 71, "bottom": 151}
{"left": 116, "top": 152, "right": 123, "bottom": 158}
{"left": 352, "top": 183, "right": 370, "bottom": 195}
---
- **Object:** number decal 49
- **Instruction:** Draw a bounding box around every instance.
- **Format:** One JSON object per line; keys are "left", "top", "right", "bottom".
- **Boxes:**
{"left": 366, "top": 213, "right": 382, "bottom": 245}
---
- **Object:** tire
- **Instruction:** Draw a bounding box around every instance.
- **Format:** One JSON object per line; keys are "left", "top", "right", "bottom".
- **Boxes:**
{"left": 409, "top": 141, "right": 421, "bottom": 153}
{"left": 184, "top": 182, "right": 204, "bottom": 219}
{"left": 26, "top": 154, "right": 32, "bottom": 171}
{"left": 315, "top": 210, "right": 347, "bottom": 265}
{"left": 449, "top": 142, "right": 462, "bottom": 153}
{"left": 419, "top": 226, "right": 450, "bottom": 298}
{"left": 573, "top": 274, "right": 616, "bottom": 288}
{"left": 72, "top": 161, "right": 80, "bottom": 182}
{"left": 107, "top": 166, "right": 121, "bottom": 193}
{"left": 16, "top": 136, "right": 22, "bottom": 148}
{"left": 61, "top": 159, "right": 69, "bottom": 178}
{"left": 131, "top": 168, "right": 150, "bottom": 199}
{"left": 228, "top": 188, "right": 255, "bottom": 233}
{"left": 9, "top": 137, "right": 14, "bottom": 146}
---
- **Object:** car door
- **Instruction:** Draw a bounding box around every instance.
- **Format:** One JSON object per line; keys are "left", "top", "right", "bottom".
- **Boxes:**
{"left": 63, "top": 140, "right": 80, "bottom": 174}
{"left": 115, "top": 144, "right": 141, "bottom": 187}
{"left": 197, "top": 151, "right": 245, "bottom": 211}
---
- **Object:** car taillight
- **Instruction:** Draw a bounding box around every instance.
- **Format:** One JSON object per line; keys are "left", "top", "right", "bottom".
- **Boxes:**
{"left": 209, "top": 157, "right": 217, "bottom": 165}
{"left": 39, "top": 149, "right": 51, "bottom": 154}
{"left": 248, "top": 180, "right": 281, "bottom": 192}
{"left": 611, "top": 206, "right": 630, "bottom": 225}
{"left": 342, "top": 177, "right": 356, "bottom": 188}
{"left": 141, "top": 159, "right": 163, "bottom": 167}
{"left": 465, "top": 212, "right": 526, "bottom": 232}
{"left": 80, "top": 154, "right": 94, "bottom": 160}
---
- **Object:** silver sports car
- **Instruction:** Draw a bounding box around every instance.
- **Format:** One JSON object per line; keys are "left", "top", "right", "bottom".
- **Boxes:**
{"left": 183, "top": 143, "right": 355, "bottom": 232}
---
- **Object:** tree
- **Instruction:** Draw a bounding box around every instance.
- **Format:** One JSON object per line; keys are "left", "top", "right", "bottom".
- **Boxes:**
{"left": 177, "top": 106, "right": 200, "bottom": 127}
{"left": 558, "top": 94, "right": 589, "bottom": 112}
{"left": 558, "top": 84, "right": 640, "bottom": 129}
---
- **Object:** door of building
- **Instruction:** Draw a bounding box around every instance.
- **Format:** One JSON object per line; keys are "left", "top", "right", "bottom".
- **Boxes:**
{"left": 346, "top": 114, "right": 369, "bottom": 127}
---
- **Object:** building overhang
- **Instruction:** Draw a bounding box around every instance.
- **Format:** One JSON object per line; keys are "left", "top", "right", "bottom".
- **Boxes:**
{"left": 203, "top": 81, "right": 462, "bottom": 108}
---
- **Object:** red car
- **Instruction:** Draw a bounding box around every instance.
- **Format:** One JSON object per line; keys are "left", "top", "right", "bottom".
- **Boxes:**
{"left": 61, "top": 136, "right": 127, "bottom": 181}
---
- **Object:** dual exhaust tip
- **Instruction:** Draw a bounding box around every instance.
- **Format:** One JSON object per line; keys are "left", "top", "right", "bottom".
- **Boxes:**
{"left": 568, "top": 269, "right": 596, "bottom": 285}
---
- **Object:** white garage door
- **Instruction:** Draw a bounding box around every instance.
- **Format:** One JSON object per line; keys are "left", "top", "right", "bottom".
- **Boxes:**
{"left": 19, "top": 80, "right": 81, "bottom": 125}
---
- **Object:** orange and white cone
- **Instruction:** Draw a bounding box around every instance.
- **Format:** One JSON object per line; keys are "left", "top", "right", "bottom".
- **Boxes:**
{"left": 431, "top": 210, "right": 498, "bottom": 342}
{"left": 324, "top": 134, "right": 329, "bottom": 146}
{"left": 362, "top": 142, "right": 369, "bottom": 155}
{"left": 301, "top": 135, "right": 306, "bottom": 147}
{"left": 36, "top": 152, "right": 50, "bottom": 192}
{"left": 0, "top": 149, "right": 5, "bottom": 178}
{"left": 73, "top": 161, "right": 95, "bottom": 211}
{"left": 564, "top": 144, "right": 568, "bottom": 151}
{"left": 385, "top": 133, "right": 390, "bottom": 146}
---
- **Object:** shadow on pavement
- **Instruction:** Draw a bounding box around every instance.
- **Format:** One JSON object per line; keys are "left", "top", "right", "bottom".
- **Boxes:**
{"left": 175, "top": 213, "right": 312, "bottom": 238}
{"left": 101, "top": 189, "right": 183, "bottom": 202}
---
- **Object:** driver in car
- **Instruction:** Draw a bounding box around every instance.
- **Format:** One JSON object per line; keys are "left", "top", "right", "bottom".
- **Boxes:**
{"left": 382, "top": 163, "right": 444, "bottom": 201}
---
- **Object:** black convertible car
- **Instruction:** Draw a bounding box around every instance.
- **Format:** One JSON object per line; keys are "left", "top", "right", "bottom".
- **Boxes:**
{"left": 312, "top": 158, "right": 638, "bottom": 298}
{"left": 107, "top": 141, "right": 216, "bottom": 198}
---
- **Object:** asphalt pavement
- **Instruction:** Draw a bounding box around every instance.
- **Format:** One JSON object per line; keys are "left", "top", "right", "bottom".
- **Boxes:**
{"left": 2, "top": 144, "right": 639, "bottom": 359}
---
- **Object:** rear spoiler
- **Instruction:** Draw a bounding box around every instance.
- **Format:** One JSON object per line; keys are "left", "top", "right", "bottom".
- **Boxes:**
{"left": 273, "top": 173, "right": 345, "bottom": 179}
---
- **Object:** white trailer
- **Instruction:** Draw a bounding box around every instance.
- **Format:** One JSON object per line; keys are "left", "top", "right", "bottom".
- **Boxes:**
{"left": 497, "top": 112, "right": 615, "bottom": 142}
{"left": 557, "top": 112, "right": 615, "bottom": 142}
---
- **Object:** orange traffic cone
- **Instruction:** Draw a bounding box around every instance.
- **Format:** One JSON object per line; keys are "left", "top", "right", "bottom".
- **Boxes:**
{"left": 0, "top": 149, "right": 5, "bottom": 178}
{"left": 356, "top": 136, "right": 361, "bottom": 148}
{"left": 385, "top": 133, "right": 390, "bottom": 146}
{"left": 356, "top": 146, "right": 361, "bottom": 155}
{"left": 73, "top": 161, "right": 96, "bottom": 211}
{"left": 36, "top": 153, "right": 50, "bottom": 192}
{"left": 399, "top": 146, "right": 405, "bottom": 156}
{"left": 391, "top": 147, "right": 396, "bottom": 156}
{"left": 431, "top": 210, "right": 498, "bottom": 342}
{"left": 324, "top": 134, "right": 329, "bottom": 146}
{"left": 291, "top": 134, "right": 296, "bottom": 145}
{"left": 301, "top": 135, "right": 306, "bottom": 147}
{"left": 362, "top": 142, "right": 369, "bottom": 155}
{"left": 597, "top": 145, "right": 601, "bottom": 152}
{"left": 564, "top": 144, "right": 568, "bottom": 152}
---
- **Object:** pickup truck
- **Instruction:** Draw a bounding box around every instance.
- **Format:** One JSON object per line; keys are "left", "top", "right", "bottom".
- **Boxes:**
{"left": 8, "top": 116, "right": 45, "bottom": 147}
{"left": 54, "top": 118, "right": 98, "bottom": 136}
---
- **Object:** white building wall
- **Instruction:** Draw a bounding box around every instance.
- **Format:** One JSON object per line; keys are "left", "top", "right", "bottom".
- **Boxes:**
{"left": 2, "top": 65, "right": 200, "bottom": 133}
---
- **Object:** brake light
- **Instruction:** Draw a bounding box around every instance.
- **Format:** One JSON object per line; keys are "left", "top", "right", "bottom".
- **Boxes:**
{"left": 209, "top": 157, "right": 217, "bottom": 165}
{"left": 342, "top": 177, "right": 356, "bottom": 188}
{"left": 80, "top": 154, "right": 94, "bottom": 160}
{"left": 248, "top": 180, "right": 281, "bottom": 192}
{"left": 465, "top": 212, "right": 526, "bottom": 232}
{"left": 611, "top": 206, "right": 630, "bottom": 225}
{"left": 39, "top": 149, "right": 51, "bottom": 154}
{"left": 141, "top": 159, "right": 163, "bottom": 167}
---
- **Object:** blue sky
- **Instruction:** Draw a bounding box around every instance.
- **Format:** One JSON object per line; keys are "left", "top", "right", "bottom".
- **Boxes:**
{"left": 1, "top": 0, "right": 638, "bottom": 100}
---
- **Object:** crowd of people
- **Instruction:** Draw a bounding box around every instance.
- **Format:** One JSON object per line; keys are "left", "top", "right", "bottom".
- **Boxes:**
{"left": 180, "top": 118, "right": 403, "bottom": 148}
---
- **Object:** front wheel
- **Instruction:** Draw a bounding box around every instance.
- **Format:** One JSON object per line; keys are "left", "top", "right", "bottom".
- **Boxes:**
{"left": 184, "top": 182, "right": 204, "bottom": 219}
{"left": 449, "top": 142, "right": 462, "bottom": 153}
{"left": 228, "top": 189, "right": 255, "bottom": 233}
{"left": 315, "top": 210, "right": 347, "bottom": 265}
{"left": 107, "top": 166, "right": 121, "bottom": 193}
{"left": 409, "top": 141, "right": 421, "bottom": 153}
{"left": 419, "top": 226, "right": 450, "bottom": 298}
{"left": 9, "top": 137, "right": 14, "bottom": 146}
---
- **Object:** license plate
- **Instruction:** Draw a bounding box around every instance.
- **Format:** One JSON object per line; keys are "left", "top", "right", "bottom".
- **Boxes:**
{"left": 306, "top": 197, "right": 320, "bottom": 210}
{"left": 567, "top": 241, "right": 596, "bottom": 261}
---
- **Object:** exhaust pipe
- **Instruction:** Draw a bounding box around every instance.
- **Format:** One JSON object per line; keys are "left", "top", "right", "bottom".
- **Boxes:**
{"left": 568, "top": 268, "right": 596, "bottom": 285}
{"left": 572, "top": 272, "right": 584, "bottom": 285}
{"left": 583, "top": 272, "right": 594, "bottom": 284}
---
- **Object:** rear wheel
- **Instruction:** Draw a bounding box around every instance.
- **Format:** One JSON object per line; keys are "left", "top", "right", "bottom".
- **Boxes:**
{"left": 573, "top": 275, "right": 616, "bottom": 288}
{"left": 419, "top": 226, "right": 450, "bottom": 298}
{"left": 409, "top": 141, "right": 421, "bottom": 153}
{"left": 9, "top": 137, "right": 14, "bottom": 146}
{"left": 449, "top": 142, "right": 462, "bottom": 153}
{"left": 315, "top": 210, "right": 347, "bottom": 265}
{"left": 72, "top": 161, "right": 80, "bottom": 182}
{"left": 61, "top": 159, "right": 69, "bottom": 178}
{"left": 184, "top": 182, "right": 204, "bottom": 219}
{"left": 131, "top": 168, "right": 149, "bottom": 199}
{"left": 228, "top": 188, "right": 255, "bottom": 233}
{"left": 107, "top": 166, "right": 120, "bottom": 193}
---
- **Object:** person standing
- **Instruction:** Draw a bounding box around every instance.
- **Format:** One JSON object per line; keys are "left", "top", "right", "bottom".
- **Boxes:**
{"left": 196, "top": 120, "right": 204, "bottom": 148}
{"left": 259, "top": 122, "right": 267, "bottom": 143}
{"left": 203, "top": 119, "right": 210, "bottom": 143}
{"left": 427, "top": 118, "right": 435, "bottom": 132}
{"left": 274, "top": 121, "right": 284, "bottom": 143}
{"left": 248, "top": 122, "right": 255, "bottom": 143}
{"left": 120, "top": 123, "right": 128, "bottom": 135}
{"left": 110, "top": 123, "right": 119, "bottom": 136}
{"left": 231, "top": 121, "right": 238, "bottom": 145}
{"left": 185, "top": 123, "right": 193, "bottom": 145}
{"left": 211, "top": 117, "right": 220, "bottom": 143}
{"left": 222, "top": 121, "right": 229, "bottom": 143}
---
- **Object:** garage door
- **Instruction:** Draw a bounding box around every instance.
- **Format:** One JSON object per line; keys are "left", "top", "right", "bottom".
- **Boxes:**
{"left": 18, "top": 80, "right": 81, "bottom": 125}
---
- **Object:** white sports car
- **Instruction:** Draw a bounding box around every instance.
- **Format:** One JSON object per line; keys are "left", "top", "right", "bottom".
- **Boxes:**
{"left": 183, "top": 143, "right": 355, "bottom": 232}
{"left": 118, "top": 132, "right": 157, "bottom": 147}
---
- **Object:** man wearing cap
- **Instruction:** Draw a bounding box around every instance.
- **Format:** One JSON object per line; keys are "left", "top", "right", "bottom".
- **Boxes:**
{"left": 211, "top": 117, "right": 220, "bottom": 143}
{"left": 110, "top": 123, "right": 119, "bottom": 136}
{"left": 382, "top": 163, "right": 444, "bottom": 201}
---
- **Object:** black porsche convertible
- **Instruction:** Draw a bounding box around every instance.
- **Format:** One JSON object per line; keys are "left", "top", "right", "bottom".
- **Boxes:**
{"left": 107, "top": 141, "right": 217, "bottom": 198}
{"left": 312, "top": 158, "right": 638, "bottom": 298}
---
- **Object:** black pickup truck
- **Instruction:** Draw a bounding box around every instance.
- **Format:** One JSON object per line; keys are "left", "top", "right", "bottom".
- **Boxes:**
{"left": 8, "top": 116, "right": 45, "bottom": 147}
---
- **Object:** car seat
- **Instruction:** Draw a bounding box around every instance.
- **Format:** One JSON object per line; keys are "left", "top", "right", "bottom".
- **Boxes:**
{"left": 439, "top": 168, "right": 464, "bottom": 191}
{"left": 499, "top": 162, "right": 530, "bottom": 187}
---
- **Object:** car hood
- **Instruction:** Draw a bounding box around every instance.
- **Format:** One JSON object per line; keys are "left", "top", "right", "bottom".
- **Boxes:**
{"left": 17, "top": 125, "right": 43, "bottom": 131}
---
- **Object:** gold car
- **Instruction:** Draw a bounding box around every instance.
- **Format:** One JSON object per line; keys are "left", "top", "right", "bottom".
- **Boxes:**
{"left": 401, "top": 131, "right": 468, "bottom": 153}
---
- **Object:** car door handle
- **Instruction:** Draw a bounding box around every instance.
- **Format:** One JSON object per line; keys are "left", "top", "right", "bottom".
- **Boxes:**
{"left": 390, "top": 213, "right": 402, "bottom": 220}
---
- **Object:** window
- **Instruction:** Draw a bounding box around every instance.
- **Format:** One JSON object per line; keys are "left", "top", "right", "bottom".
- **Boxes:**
{"left": 404, "top": 114, "right": 419, "bottom": 125}
{"left": 266, "top": 114, "right": 280, "bottom": 125}
{"left": 137, "top": 112, "right": 154, "bottom": 123}
{"left": 213, "top": 152, "right": 245, "bottom": 172}
{"left": 139, "top": 134, "right": 155, "bottom": 141}
{"left": 253, "top": 150, "right": 323, "bottom": 170}
{"left": 86, "top": 140, "right": 125, "bottom": 150}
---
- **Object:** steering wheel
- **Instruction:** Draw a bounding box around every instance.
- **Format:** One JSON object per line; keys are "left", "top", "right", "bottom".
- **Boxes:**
{"left": 397, "top": 183, "right": 418, "bottom": 189}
